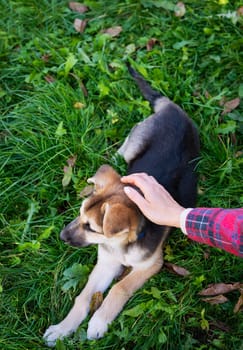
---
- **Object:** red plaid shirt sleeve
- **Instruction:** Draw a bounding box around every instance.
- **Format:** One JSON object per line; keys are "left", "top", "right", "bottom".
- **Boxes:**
{"left": 184, "top": 208, "right": 243, "bottom": 257}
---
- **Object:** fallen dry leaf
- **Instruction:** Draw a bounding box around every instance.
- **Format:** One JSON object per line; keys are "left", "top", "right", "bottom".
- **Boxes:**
{"left": 202, "top": 294, "right": 229, "bottom": 305}
{"left": 62, "top": 165, "right": 72, "bottom": 187}
{"left": 67, "top": 155, "right": 77, "bottom": 167}
{"left": 44, "top": 75, "right": 55, "bottom": 83}
{"left": 69, "top": 2, "right": 88, "bottom": 13}
{"left": 102, "top": 26, "right": 122, "bottom": 37}
{"left": 174, "top": 2, "right": 186, "bottom": 17}
{"left": 90, "top": 291, "right": 103, "bottom": 315}
{"left": 146, "top": 38, "right": 160, "bottom": 51}
{"left": 74, "top": 18, "right": 87, "bottom": 33}
{"left": 203, "top": 249, "right": 210, "bottom": 260}
{"left": 41, "top": 54, "right": 51, "bottom": 62}
{"left": 237, "top": 6, "right": 243, "bottom": 16}
{"left": 221, "top": 97, "right": 240, "bottom": 115}
{"left": 234, "top": 288, "right": 243, "bottom": 313}
{"left": 62, "top": 155, "right": 77, "bottom": 187}
{"left": 198, "top": 282, "right": 241, "bottom": 296}
{"left": 164, "top": 262, "right": 190, "bottom": 277}
{"left": 235, "top": 150, "right": 243, "bottom": 158}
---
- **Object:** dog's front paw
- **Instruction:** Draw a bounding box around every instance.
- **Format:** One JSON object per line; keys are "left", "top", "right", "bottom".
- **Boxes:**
{"left": 43, "top": 324, "right": 73, "bottom": 347}
{"left": 87, "top": 315, "right": 108, "bottom": 340}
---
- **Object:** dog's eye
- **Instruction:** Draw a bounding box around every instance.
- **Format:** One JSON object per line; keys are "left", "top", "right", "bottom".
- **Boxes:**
{"left": 83, "top": 223, "right": 96, "bottom": 232}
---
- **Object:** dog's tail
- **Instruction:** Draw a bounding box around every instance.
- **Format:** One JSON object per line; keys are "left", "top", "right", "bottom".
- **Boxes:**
{"left": 127, "top": 63, "right": 162, "bottom": 108}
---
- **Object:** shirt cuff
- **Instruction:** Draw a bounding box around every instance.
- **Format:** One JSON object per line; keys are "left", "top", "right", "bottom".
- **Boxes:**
{"left": 180, "top": 208, "right": 194, "bottom": 235}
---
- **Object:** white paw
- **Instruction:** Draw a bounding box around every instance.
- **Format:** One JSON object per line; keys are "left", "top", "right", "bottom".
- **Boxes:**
{"left": 87, "top": 315, "right": 108, "bottom": 340}
{"left": 43, "top": 324, "right": 73, "bottom": 347}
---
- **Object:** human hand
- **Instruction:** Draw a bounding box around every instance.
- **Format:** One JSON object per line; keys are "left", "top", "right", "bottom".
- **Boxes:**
{"left": 121, "top": 173, "right": 185, "bottom": 228}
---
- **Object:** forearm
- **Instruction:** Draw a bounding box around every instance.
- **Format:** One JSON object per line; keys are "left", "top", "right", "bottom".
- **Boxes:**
{"left": 180, "top": 208, "right": 243, "bottom": 257}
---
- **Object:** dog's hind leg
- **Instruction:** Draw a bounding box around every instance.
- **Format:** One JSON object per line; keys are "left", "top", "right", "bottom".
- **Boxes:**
{"left": 43, "top": 251, "right": 122, "bottom": 347}
{"left": 87, "top": 254, "right": 163, "bottom": 339}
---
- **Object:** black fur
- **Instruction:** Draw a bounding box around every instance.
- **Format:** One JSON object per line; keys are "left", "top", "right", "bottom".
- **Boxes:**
{"left": 122, "top": 65, "right": 200, "bottom": 252}
{"left": 125, "top": 65, "right": 200, "bottom": 207}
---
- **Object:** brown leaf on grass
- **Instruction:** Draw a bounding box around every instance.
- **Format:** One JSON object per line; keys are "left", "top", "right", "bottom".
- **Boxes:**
{"left": 201, "top": 294, "right": 229, "bottom": 305}
{"left": 44, "top": 75, "right": 55, "bottom": 83}
{"left": 234, "top": 287, "right": 243, "bottom": 313}
{"left": 41, "top": 54, "right": 51, "bottom": 62}
{"left": 221, "top": 97, "right": 240, "bottom": 115}
{"left": 62, "top": 155, "right": 77, "bottom": 187}
{"left": 69, "top": 2, "right": 88, "bottom": 13}
{"left": 74, "top": 18, "right": 87, "bottom": 33}
{"left": 63, "top": 165, "right": 70, "bottom": 173}
{"left": 237, "top": 6, "right": 243, "bottom": 16}
{"left": 90, "top": 291, "right": 103, "bottom": 315}
{"left": 146, "top": 38, "right": 160, "bottom": 51}
{"left": 198, "top": 282, "right": 241, "bottom": 296}
{"left": 235, "top": 150, "right": 243, "bottom": 158}
{"left": 203, "top": 249, "right": 210, "bottom": 260}
{"left": 174, "top": 2, "right": 186, "bottom": 17}
{"left": 62, "top": 166, "right": 72, "bottom": 187}
{"left": 164, "top": 262, "right": 190, "bottom": 276}
{"left": 102, "top": 26, "right": 122, "bottom": 37}
{"left": 67, "top": 155, "right": 77, "bottom": 167}
{"left": 79, "top": 185, "right": 94, "bottom": 198}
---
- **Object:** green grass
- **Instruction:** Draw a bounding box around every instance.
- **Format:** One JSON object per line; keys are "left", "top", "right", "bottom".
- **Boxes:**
{"left": 1, "top": 0, "right": 243, "bottom": 349}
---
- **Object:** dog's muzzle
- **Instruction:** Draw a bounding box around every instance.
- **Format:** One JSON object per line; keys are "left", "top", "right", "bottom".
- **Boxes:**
{"left": 60, "top": 217, "right": 87, "bottom": 247}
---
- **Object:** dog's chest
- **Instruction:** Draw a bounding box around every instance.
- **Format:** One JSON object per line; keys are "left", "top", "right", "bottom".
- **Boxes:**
{"left": 100, "top": 243, "right": 152, "bottom": 269}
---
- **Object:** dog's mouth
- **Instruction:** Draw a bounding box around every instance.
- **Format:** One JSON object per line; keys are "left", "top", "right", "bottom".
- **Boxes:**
{"left": 60, "top": 228, "right": 90, "bottom": 247}
{"left": 60, "top": 218, "right": 104, "bottom": 247}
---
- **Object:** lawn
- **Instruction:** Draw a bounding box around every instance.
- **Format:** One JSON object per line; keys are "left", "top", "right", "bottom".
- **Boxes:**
{"left": 0, "top": 0, "right": 243, "bottom": 349}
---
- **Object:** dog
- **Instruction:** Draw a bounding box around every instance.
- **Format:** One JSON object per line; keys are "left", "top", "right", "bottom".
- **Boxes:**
{"left": 43, "top": 65, "right": 200, "bottom": 346}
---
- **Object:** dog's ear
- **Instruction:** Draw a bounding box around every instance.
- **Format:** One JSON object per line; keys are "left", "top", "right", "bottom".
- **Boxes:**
{"left": 101, "top": 203, "right": 137, "bottom": 242}
{"left": 87, "top": 175, "right": 102, "bottom": 192}
{"left": 87, "top": 165, "right": 120, "bottom": 193}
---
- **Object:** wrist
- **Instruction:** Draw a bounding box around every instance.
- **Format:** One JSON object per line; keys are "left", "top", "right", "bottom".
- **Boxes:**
{"left": 179, "top": 208, "right": 194, "bottom": 234}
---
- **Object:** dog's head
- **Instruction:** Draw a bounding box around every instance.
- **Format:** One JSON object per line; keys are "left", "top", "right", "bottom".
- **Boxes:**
{"left": 60, "top": 165, "right": 144, "bottom": 247}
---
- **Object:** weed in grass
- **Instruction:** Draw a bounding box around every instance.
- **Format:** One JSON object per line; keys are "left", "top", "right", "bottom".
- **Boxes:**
{"left": 0, "top": 0, "right": 243, "bottom": 349}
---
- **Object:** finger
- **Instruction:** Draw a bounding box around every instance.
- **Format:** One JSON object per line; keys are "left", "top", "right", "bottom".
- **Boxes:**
{"left": 122, "top": 174, "right": 158, "bottom": 198}
{"left": 122, "top": 173, "right": 154, "bottom": 188}
{"left": 121, "top": 173, "right": 148, "bottom": 184}
{"left": 124, "top": 186, "right": 148, "bottom": 211}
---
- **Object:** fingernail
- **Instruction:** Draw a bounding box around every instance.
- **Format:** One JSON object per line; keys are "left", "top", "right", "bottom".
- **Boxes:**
{"left": 124, "top": 186, "right": 131, "bottom": 194}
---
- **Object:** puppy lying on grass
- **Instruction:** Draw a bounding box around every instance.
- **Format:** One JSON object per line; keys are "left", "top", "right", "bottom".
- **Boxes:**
{"left": 44, "top": 64, "right": 199, "bottom": 346}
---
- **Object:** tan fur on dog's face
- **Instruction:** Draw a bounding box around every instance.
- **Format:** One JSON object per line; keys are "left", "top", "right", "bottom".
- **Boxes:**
{"left": 60, "top": 165, "right": 144, "bottom": 247}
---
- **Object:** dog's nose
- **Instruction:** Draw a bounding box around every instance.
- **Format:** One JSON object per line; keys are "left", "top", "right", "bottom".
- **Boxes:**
{"left": 60, "top": 226, "right": 73, "bottom": 243}
{"left": 60, "top": 217, "right": 80, "bottom": 242}
{"left": 60, "top": 228, "right": 68, "bottom": 241}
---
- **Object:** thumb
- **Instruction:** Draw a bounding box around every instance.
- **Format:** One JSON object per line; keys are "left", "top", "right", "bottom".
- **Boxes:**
{"left": 124, "top": 186, "right": 147, "bottom": 211}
